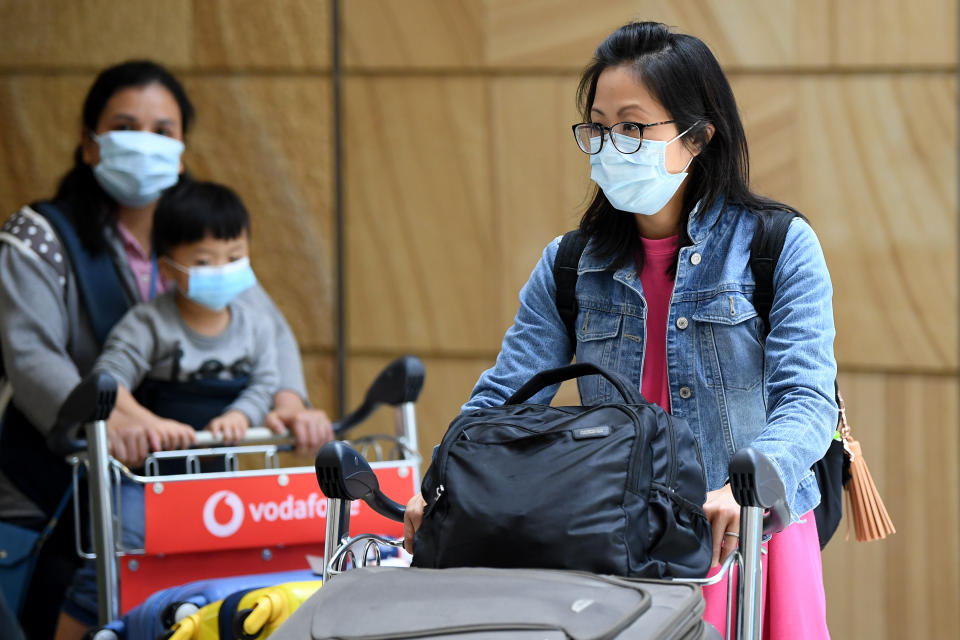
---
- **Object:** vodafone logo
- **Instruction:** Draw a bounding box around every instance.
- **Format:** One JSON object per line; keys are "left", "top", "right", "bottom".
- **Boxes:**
{"left": 199, "top": 489, "right": 363, "bottom": 539}
{"left": 203, "top": 490, "right": 245, "bottom": 538}
{"left": 147, "top": 470, "right": 411, "bottom": 555}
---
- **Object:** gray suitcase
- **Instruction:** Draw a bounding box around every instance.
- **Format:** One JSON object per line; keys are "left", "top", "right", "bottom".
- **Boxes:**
{"left": 271, "top": 566, "right": 720, "bottom": 639}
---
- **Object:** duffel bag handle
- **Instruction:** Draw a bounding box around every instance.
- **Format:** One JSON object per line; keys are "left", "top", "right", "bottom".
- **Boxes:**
{"left": 505, "top": 362, "right": 646, "bottom": 406}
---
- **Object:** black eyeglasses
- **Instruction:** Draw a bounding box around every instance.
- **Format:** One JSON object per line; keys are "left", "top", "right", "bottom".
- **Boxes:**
{"left": 571, "top": 120, "right": 675, "bottom": 154}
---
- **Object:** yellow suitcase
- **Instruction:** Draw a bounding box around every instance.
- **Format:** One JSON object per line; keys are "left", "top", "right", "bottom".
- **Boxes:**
{"left": 167, "top": 580, "right": 322, "bottom": 640}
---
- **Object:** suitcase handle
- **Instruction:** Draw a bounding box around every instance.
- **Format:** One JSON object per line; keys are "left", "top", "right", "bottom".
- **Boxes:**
{"left": 505, "top": 362, "right": 645, "bottom": 406}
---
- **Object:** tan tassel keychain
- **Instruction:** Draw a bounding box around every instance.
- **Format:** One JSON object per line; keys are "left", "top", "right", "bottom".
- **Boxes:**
{"left": 837, "top": 392, "right": 896, "bottom": 542}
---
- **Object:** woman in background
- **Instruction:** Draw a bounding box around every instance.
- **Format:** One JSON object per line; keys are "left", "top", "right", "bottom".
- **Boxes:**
{"left": 0, "top": 60, "right": 333, "bottom": 639}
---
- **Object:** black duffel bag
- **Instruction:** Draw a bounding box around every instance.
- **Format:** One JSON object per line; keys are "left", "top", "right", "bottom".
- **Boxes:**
{"left": 412, "top": 362, "right": 713, "bottom": 579}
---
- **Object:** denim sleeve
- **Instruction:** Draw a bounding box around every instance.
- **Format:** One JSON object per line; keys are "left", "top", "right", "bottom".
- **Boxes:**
{"left": 462, "top": 238, "right": 575, "bottom": 412}
{"left": 753, "top": 219, "right": 839, "bottom": 517}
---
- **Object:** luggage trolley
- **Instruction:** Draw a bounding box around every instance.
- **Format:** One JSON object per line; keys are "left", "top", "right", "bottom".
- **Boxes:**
{"left": 289, "top": 440, "right": 790, "bottom": 640}
{"left": 53, "top": 357, "right": 425, "bottom": 640}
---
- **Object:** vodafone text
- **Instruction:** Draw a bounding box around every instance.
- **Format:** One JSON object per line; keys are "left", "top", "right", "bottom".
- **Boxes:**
{"left": 248, "top": 493, "right": 361, "bottom": 523}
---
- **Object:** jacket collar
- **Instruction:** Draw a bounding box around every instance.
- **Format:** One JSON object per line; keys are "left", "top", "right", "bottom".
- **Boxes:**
{"left": 687, "top": 198, "right": 725, "bottom": 244}
{"left": 577, "top": 198, "right": 726, "bottom": 275}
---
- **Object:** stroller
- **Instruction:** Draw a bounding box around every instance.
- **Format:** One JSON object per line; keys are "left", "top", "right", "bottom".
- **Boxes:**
{"left": 269, "top": 437, "right": 790, "bottom": 640}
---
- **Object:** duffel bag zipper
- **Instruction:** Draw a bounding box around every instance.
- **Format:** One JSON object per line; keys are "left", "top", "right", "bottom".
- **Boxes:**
{"left": 422, "top": 483, "right": 445, "bottom": 518}
{"left": 431, "top": 417, "right": 473, "bottom": 505}
{"left": 420, "top": 482, "right": 446, "bottom": 522}
{"left": 626, "top": 405, "right": 679, "bottom": 492}
{"left": 624, "top": 407, "right": 644, "bottom": 493}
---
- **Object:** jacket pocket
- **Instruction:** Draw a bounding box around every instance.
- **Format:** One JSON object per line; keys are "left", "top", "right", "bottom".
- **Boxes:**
{"left": 575, "top": 309, "right": 622, "bottom": 403}
{"left": 692, "top": 292, "right": 763, "bottom": 391}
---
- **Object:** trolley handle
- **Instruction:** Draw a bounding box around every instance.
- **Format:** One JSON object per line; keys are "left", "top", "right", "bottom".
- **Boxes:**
{"left": 333, "top": 355, "right": 425, "bottom": 436}
{"left": 52, "top": 355, "right": 426, "bottom": 453}
{"left": 728, "top": 446, "right": 789, "bottom": 537}
{"left": 192, "top": 426, "right": 292, "bottom": 448}
{"left": 48, "top": 371, "right": 117, "bottom": 455}
{"left": 315, "top": 440, "right": 405, "bottom": 521}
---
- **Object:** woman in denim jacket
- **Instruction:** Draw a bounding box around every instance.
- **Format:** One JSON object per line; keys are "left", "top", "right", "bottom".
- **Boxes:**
{"left": 406, "top": 22, "right": 836, "bottom": 638}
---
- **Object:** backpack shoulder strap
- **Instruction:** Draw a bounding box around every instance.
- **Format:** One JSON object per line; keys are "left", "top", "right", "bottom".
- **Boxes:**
{"left": 31, "top": 202, "right": 131, "bottom": 347}
{"left": 749, "top": 210, "right": 797, "bottom": 334}
{"left": 554, "top": 229, "right": 588, "bottom": 348}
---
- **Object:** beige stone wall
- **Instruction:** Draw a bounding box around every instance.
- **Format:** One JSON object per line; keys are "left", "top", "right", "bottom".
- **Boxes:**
{"left": 0, "top": 1, "right": 956, "bottom": 636}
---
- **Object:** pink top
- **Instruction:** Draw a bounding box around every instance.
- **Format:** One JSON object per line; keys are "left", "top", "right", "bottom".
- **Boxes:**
{"left": 116, "top": 222, "right": 168, "bottom": 302}
{"left": 635, "top": 235, "right": 679, "bottom": 412}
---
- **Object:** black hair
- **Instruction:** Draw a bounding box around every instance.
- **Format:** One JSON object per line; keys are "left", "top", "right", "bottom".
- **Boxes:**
{"left": 152, "top": 179, "right": 251, "bottom": 258}
{"left": 52, "top": 60, "right": 195, "bottom": 254}
{"left": 576, "top": 22, "right": 798, "bottom": 270}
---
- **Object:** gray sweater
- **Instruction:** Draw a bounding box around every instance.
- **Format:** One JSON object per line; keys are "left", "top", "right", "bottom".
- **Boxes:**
{"left": 95, "top": 291, "right": 278, "bottom": 426}
{"left": 0, "top": 205, "right": 309, "bottom": 518}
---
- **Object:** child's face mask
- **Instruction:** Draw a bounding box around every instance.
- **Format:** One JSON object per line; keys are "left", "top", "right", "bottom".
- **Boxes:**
{"left": 164, "top": 257, "right": 256, "bottom": 311}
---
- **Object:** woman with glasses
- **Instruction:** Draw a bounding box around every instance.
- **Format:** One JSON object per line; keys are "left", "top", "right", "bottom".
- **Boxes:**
{"left": 405, "top": 21, "right": 835, "bottom": 638}
{"left": 0, "top": 61, "right": 335, "bottom": 640}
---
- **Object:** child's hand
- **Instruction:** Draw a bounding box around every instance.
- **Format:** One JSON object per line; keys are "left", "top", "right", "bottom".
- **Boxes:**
{"left": 147, "top": 418, "right": 197, "bottom": 451}
{"left": 207, "top": 410, "right": 250, "bottom": 445}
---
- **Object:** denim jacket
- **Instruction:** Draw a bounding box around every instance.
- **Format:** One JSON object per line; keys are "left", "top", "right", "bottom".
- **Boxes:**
{"left": 463, "top": 200, "right": 838, "bottom": 522}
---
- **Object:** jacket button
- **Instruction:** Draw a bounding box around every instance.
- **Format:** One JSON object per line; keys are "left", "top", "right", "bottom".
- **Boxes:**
{"left": 676, "top": 317, "right": 689, "bottom": 330}
{"left": 679, "top": 386, "right": 692, "bottom": 399}
{"left": 690, "top": 252, "right": 702, "bottom": 265}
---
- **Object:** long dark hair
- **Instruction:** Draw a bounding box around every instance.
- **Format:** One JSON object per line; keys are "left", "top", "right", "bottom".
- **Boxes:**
{"left": 52, "top": 60, "right": 195, "bottom": 253}
{"left": 576, "top": 22, "right": 797, "bottom": 269}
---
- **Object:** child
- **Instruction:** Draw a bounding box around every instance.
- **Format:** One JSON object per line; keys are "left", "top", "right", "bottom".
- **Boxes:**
{"left": 95, "top": 180, "right": 279, "bottom": 447}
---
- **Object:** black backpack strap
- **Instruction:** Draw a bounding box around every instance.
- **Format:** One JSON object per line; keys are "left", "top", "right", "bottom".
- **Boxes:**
{"left": 749, "top": 210, "right": 797, "bottom": 334}
{"left": 31, "top": 202, "right": 131, "bottom": 347}
{"left": 554, "top": 230, "right": 588, "bottom": 348}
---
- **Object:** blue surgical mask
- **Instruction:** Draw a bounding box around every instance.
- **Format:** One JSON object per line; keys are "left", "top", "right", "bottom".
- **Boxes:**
{"left": 589, "top": 125, "right": 695, "bottom": 215}
{"left": 92, "top": 130, "right": 184, "bottom": 208}
{"left": 164, "top": 257, "right": 257, "bottom": 311}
